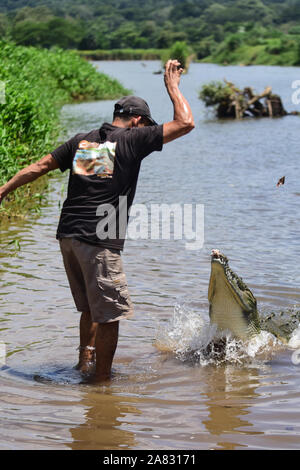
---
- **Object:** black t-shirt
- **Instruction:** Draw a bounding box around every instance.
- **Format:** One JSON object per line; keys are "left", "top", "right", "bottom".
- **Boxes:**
{"left": 51, "top": 123, "right": 163, "bottom": 250}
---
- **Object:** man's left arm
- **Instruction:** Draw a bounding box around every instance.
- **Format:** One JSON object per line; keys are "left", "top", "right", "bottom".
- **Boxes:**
{"left": 0, "top": 154, "right": 59, "bottom": 205}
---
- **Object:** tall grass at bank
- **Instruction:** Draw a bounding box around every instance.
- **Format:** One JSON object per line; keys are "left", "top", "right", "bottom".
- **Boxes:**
{"left": 201, "top": 32, "right": 300, "bottom": 66}
{"left": 161, "top": 42, "right": 194, "bottom": 72}
{"left": 78, "top": 49, "right": 166, "bottom": 61}
{"left": 0, "top": 41, "right": 129, "bottom": 217}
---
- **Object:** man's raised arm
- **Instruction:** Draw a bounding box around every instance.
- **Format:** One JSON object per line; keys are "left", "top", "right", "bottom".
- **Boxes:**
{"left": 0, "top": 153, "right": 59, "bottom": 205}
{"left": 163, "top": 59, "right": 195, "bottom": 144}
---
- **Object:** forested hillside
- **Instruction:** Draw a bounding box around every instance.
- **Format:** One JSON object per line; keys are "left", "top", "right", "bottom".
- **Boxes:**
{"left": 0, "top": 1, "right": 300, "bottom": 64}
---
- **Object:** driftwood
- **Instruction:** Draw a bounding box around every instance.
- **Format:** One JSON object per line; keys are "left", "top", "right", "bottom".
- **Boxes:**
{"left": 200, "top": 80, "right": 296, "bottom": 119}
{"left": 223, "top": 81, "right": 286, "bottom": 119}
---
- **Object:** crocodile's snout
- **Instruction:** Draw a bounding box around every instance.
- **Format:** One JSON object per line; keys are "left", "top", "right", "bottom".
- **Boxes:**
{"left": 211, "top": 249, "right": 221, "bottom": 259}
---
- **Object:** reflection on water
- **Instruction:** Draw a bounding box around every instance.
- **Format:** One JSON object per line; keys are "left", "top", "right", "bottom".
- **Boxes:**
{"left": 0, "top": 61, "right": 300, "bottom": 450}
{"left": 202, "top": 366, "right": 263, "bottom": 450}
{"left": 68, "top": 391, "right": 140, "bottom": 450}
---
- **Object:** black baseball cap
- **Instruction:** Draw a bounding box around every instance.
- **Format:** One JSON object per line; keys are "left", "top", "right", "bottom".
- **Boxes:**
{"left": 114, "top": 95, "right": 158, "bottom": 126}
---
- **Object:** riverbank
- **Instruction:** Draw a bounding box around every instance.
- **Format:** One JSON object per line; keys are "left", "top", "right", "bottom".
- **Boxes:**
{"left": 201, "top": 45, "right": 298, "bottom": 67}
{"left": 77, "top": 29, "right": 300, "bottom": 68}
{"left": 0, "top": 42, "right": 129, "bottom": 219}
{"left": 78, "top": 48, "right": 166, "bottom": 61}
{"left": 200, "top": 34, "right": 300, "bottom": 67}
{"left": 80, "top": 43, "right": 300, "bottom": 68}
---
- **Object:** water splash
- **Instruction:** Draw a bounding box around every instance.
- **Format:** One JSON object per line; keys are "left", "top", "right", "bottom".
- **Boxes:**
{"left": 288, "top": 323, "right": 300, "bottom": 349}
{"left": 155, "top": 303, "right": 283, "bottom": 366}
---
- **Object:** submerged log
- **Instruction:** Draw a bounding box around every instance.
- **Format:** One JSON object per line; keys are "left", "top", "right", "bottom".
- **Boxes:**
{"left": 200, "top": 80, "right": 294, "bottom": 119}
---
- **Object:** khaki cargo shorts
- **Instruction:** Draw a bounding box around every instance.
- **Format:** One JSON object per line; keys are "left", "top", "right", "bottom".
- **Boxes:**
{"left": 59, "top": 238, "right": 134, "bottom": 323}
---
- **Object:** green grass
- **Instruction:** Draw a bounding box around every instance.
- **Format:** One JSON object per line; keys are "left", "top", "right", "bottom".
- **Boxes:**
{"left": 201, "top": 34, "right": 300, "bottom": 66}
{"left": 80, "top": 39, "right": 300, "bottom": 68}
{"left": 0, "top": 42, "right": 129, "bottom": 218}
{"left": 161, "top": 41, "right": 194, "bottom": 72}
{"left": 78, "top": 49, "right": 166, "bottom": 61}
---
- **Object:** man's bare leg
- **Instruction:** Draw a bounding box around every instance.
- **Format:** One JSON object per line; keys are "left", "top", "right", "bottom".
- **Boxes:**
{"left": 75, "top": 311, "right": 98, "bottom": 373}
{"left": 92, "top": 321, "right": 119, "bottom": 383}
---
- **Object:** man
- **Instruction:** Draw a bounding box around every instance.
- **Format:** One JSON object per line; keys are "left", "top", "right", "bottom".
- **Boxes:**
{"left": 0, "top": 60, "right": 194, "bottom": 382}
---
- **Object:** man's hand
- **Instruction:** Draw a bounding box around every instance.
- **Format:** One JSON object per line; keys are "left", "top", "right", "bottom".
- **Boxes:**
{"left": 164, "top": 59, "right": 184, "bottom": 91}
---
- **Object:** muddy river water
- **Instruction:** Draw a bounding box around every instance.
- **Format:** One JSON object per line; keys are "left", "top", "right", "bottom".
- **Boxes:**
{"left": 0, "top": 61, "right": 299, "bottom": 450}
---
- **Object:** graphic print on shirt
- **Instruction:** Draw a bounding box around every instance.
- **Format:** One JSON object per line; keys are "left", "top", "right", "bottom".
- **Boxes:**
{"left": 73, "top": 140, "right": 116, "bottom": 178}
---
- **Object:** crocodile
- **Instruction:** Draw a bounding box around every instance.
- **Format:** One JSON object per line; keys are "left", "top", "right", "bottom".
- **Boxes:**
{"left": 208, "top": 249, "right": 260, "bottom": 341}
{"left": 208, "top": 249, "right": 300, "bottom": 344}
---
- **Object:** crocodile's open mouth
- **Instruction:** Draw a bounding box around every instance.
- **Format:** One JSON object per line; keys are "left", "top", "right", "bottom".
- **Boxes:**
{"left": 208, "top": 249, "right": 260, "bottom": 340}
{"left": 210, "top": 249, "right": 253, "bottom": 311}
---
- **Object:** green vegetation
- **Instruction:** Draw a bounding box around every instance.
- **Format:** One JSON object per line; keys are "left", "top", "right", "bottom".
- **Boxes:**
{"left": 1, "top": 1, "right": 300, "bottom": 66}
{"left": 203, "top": 28, "right": 300, "bottom": 66}
{"left": 79, "top": 48, "right": 165, "bottom": 61}
{"left": 0, "top": 41, "right": 129, "bottom": 217}
{"left": 162, "top": 41, "right": 194, "bottom": 72}
{"left": 200, "top": 81, "right": 233, "bottom": 108}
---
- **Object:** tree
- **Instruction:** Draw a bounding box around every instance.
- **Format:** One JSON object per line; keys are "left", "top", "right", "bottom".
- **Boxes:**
{"left": 13, "top": 5, "right": 54, "bottom": 23}
{"left": 0, "top": 13, "right": 10, "bottom": 38}
{"left": 13, "top": 18, "right": 82, "bottom": 48}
